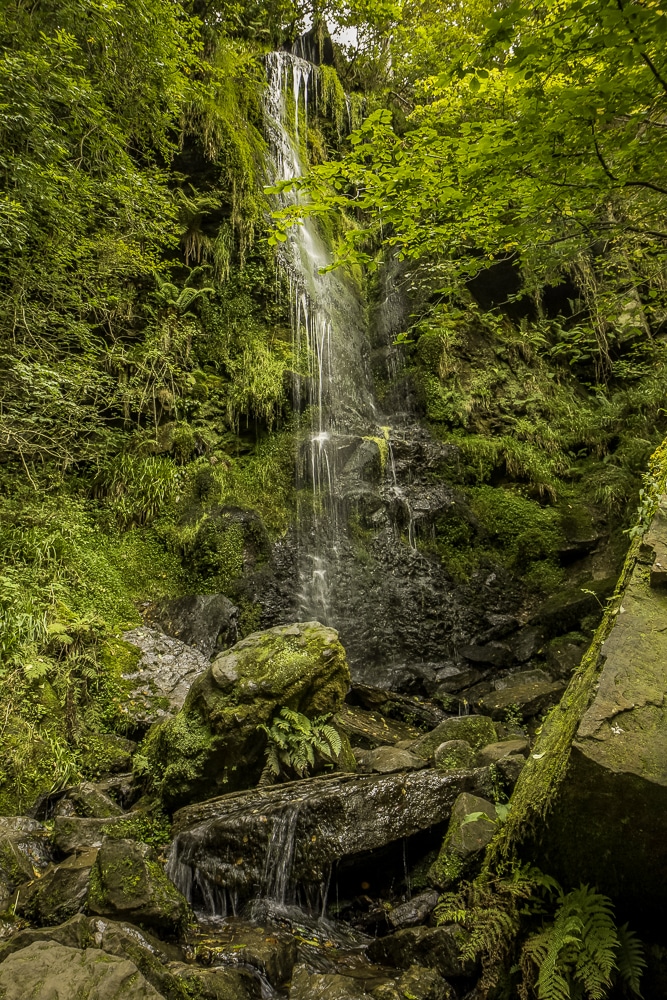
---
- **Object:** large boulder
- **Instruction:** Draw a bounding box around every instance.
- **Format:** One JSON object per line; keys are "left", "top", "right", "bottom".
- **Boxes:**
{"left": 542, "top": 496, "right": 667, "bottom": 923}
{"left": 141, "top": 622, "right": 350, "bottom": 808}
{"left": 168, "top": 769, "right": 475, "bottom": 911}
{"left": 0, "top": 940, "right": 162, "bottom": 999}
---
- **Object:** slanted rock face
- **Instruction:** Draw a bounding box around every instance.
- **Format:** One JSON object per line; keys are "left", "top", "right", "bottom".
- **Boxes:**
{"left": 142, "top": 622, "right": 350, "bottom": 808}
{"left": 168, "top": 769, "right": 475, "bottom": 911}
{"left": 544, "top": 498, "right": 667, "bottom": 921}
{"left": 146, "top": 594, "right": 238, "bottom": 658}
{"left": 429, "top": 792, "right": 497, "bottom": 889}
{"left": 121, "top": 626, "right": 210, "bottom": 729}
{"left": 17, "top": 849, "right": 98, "bottom": 926}
{"left": 0, "top": 817, "right": 52, "bottom": 910}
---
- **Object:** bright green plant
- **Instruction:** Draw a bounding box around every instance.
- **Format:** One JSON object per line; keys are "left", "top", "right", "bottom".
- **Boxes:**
{"left": 258, "top": 707, "right": 342, "bottom": 782}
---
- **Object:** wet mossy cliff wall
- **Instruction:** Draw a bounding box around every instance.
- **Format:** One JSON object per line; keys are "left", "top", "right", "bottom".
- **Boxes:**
{"left": 491, "top": 438, "right": 667, "bottom": 926}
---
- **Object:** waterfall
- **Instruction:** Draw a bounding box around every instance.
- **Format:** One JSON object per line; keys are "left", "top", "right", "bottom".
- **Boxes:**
{"left": 263, "top": 52, "right": 377, "bottom": 626}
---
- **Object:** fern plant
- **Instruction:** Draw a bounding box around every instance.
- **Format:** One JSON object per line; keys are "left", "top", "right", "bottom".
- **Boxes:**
{"left": 520, "top": 885, "right": 645, "bottom": 1000}
{"left": 258, "top": 707, "right": 342, "bottom": 783}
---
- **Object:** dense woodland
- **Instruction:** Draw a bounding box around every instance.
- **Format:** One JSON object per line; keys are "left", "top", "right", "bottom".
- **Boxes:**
{"left": 2, "top": 0, "right": 667, "bottom": 996}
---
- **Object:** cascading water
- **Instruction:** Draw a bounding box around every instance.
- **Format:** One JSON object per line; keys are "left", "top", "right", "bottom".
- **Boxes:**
{"left": 263, "top": 51, "right": 377, "bottom": 626}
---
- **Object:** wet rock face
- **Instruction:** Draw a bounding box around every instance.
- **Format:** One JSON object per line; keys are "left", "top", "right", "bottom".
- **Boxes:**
{"left": 367, "top": 924, "right": 473, "bottom": 980}
{"left": 169, "top": 769, "right": 475, "bottom": 912}
{"left": 122, "top": 626, "right": 210, "bottom": 729}
{"left": 0, "top": 817, "right": 52, "bottom": 911}
{"left": 142, "top": 621, "right": 350, "bottom": 809}
{"left": 429, "top": 792, "right": 497, "bottom": 889}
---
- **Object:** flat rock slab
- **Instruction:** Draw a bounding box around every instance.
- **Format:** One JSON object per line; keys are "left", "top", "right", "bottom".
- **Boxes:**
{"left": 169, "top": 769, "right": 475, "bottom": 909}
{"left": 336, "top": 703, "right": 421, "bottom": 749}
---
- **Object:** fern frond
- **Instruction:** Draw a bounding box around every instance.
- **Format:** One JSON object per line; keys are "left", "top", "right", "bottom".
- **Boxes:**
{"left": 615, "top": 923, "right": 645, "bottom": 997}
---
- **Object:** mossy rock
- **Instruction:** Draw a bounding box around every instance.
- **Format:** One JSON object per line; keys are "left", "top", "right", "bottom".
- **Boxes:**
{"left": 78, "top": 733, "right": 137, "bottom": 780}
{"left": 140, "top": 622, "right": 350, "bottom": 809}
{"left": 433, "top": 740, "right": 476, "bottom": 771}
{"left": 413, "top": 715, "right": 496, "bottom": 759}
{"left": 89, "top": 838, "right": 191, "bottom": 937}
{"left": 428, "top": 792, "right": 497, "bottom": 889}
{"left": 17, "top": 850, "right": 98, "bottom": 926}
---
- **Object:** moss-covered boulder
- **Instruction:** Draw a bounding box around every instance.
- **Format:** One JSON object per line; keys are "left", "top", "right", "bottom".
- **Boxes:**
{"left": 140, "top": 621, "right": 350, "bottom": 808}
{"left": 17, "top": 849, "right": 98, "bottom": 925}
{"left": 433, "top": 740, "right": 476, "bottom": 771}
{"left": 413, "top": 715, "right": 496, "bottom": 760}
{"left": 89, "top": 839, "right": 191, "bottom": 936}
{"left": 428, "top": 792, "right": 497, "bottom": 889}
{"left": 0, "top": 940, "right": 162, "bottom": 999}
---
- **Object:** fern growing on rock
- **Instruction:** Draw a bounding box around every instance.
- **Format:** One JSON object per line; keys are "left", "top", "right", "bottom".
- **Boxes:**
{"left": 258, "top": 708, "right": 342, "bottom": 783}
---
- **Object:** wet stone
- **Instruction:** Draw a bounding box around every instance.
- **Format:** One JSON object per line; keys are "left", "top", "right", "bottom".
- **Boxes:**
{"left": 336, "top": 704, "right": 421, "bottom": 750}
{"left": 17, "top": 849, "right": 98, "bottom": 926}
{"left": 59, "top": 781, "right": 124, "bottom": 819}
{"left": 367, "top": 924, "right": 473, "bottom": 979}
{"left": 387, "top": 890, "right": 439, "bottom": 930}
{"left": 477, "top": 671, "right": 565, "bottom": 720}
{"left": 145, "top": 594, "right": 239, "bottom": 659}
{"left": 169, "top": 962, "right": 260, "bottom": 999}
{"left": 361, "top": 746, "right": 427, "bottom": 774}
{"left": 429, "top": 792, "right": 497, "bottom": 890}
{"left": 195, "top": 919, "right": 296, "bottom": 989}
{"left": 122, "top": 625, "right": 210, "bottom": 729}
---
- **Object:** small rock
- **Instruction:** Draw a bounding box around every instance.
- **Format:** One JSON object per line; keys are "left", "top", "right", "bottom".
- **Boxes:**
{"left": 0, "top": 940, "right": 161, "bottom": 999}
{"left": 367, "top": 924, "right": 473, "bottom": 979}
{"left": 364, "top": 747, "right": 427, "bottom": 774}
{"left": 0, "top": 817, "right": 52, "bottom": 908}
{"left": 546, "top": 638, "right": 586, "bottom": 679}
{"left": 169, "top": 962, "right": 260, "bottom": 999}
{"left": 395, "top": 964, "right": 454, "bottom": 1000}
{"left": 337, "top": 704, "right": 421, "bottom": 750}
{"left": 60, "top": 781, "right": 124, "bottom": 819}
{"left": 290, "top": 964, "right": 374, "bottom": 999}
{"left": 429, "top": 792, "right": 497, "bottom": 889}
{"left": 413, "top": 716, "right": 496, "bottom": 759}
{"left": 511, "top": 626, "right": 546, "bottom": 664}
{"left": 388, "top": 890, "right": 439, "bottom": 930}
{"left": 476, "top": 738, "right": 529, "bottom": 767}
{"left": 89, "top": 839, "right": 191, "bottom": 936}
{"left": 433, "top": 741, "right": 476, "bottom": 771}
{"left": 495, "top": 754, "right": 526, "bottom": 789}
{"left": 434, "top": 667, "right": 486, "bottom": 695}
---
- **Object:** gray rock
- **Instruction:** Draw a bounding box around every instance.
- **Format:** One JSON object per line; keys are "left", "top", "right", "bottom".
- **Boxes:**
{"left": 0, "top": 914, "right": 186, "bottom": 1000}
{"left": 494, "top": 753, "right": 526, "bottom": 789}
{"left": 89, "top": 839, "right": 191, "bottom": 936}
{"left": 476, "top": 671, "right": 565, "bottom": 720}
{"left": 433, "top": 741, "right": 476, "bottom": 771}
{"left": 389, "top": 965, "right": 453, "bottom": 1000}
{"left": 169, "top": 769, "right": 474, "bottom": 909}
{"left": 122, "top": 625, "right": 210, "bottom": 727}
{"left": 429, "top": 792, "right": 497, "bottom": 889}
{"left": 363, "top": 746, "right": 427, "bottom": 774}
{"left": 388, "top": 890, "right": 439, "bottom": 930}
{"left": 169, "top": 962, "right": 260, "bottom": 999}
{"left": 0, "top": 940, "right": 162, "bottom": 999}
{"left": 367, "top": 924, "right": 473, "bottom": 979}
{"left": 476, "top": 738, "right": 529, "bottom": 767}
{"left": 413, "top": 716, "right": 496, "bottom": 759}
{"left": 511, "top": 625, "right": 546, "bottom": 663}
{"left": 146, "top": 594, "right": 238, "bottom": 658}
{"left": 546, "top": 637, "right": 586, "bottom": 679}
{"left": 17, "top": 849, "right": 98, "bottom": 925}
{"left": 290, "top": 964, "right": 375, "bottom": 999}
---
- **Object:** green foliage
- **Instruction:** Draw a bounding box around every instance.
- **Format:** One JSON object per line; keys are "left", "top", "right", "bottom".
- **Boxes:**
{"left": 436, "top": 867, "right": 644, "bottom": 999}
{"left": 259, "top": 707, "right": 343, "bottom": 781}
{"left": 520, "top": 886, "right": 645, "bottom": 1000}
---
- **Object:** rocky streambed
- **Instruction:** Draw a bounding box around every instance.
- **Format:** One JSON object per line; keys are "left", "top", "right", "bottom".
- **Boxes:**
{"left": 0, "top": 611, "right": 545, "bottom": 999}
